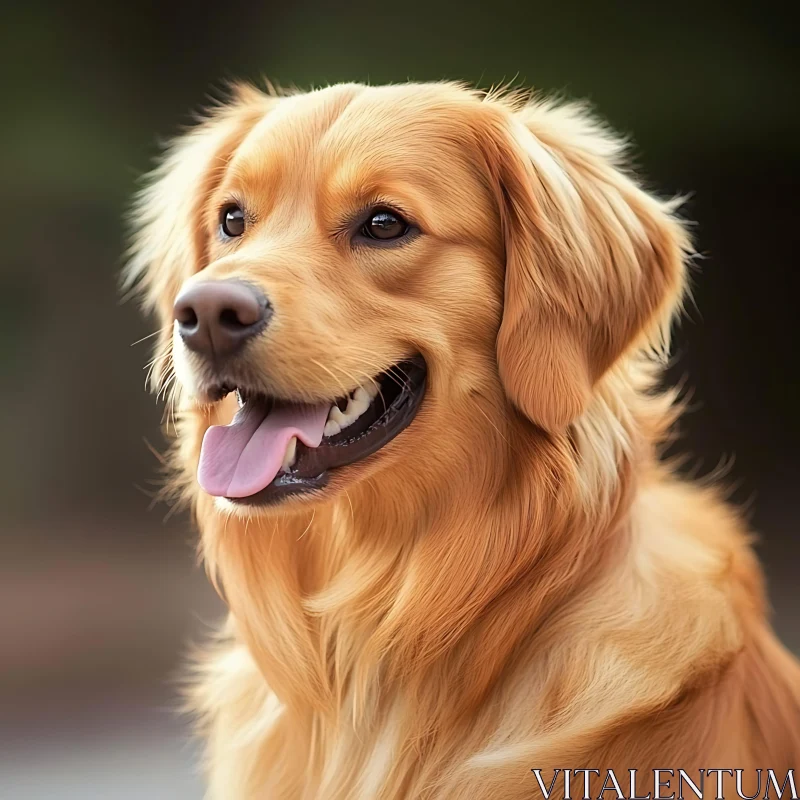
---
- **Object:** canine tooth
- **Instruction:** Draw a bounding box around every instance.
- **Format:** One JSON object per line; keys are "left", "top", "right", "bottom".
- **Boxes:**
{"left": 363, "top": 382, "right": 379, "bottom": 400}
{"left": 281, "top": 436, "right": 297, "bottom": 472}
{"left": 328, "top": 407, "right": 346, "bottom": 425}
{"left": 324, "top": 404, "right": 342, "bottom": 436}
{"left": 324, "top": 419, "right": 341, "bottom": 436}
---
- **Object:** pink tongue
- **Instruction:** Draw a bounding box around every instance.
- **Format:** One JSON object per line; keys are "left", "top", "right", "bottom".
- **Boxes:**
{"left": 198, "top": 400, "right": 329, "bottom": 498}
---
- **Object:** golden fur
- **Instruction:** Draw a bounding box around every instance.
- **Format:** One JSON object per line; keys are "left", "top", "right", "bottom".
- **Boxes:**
{"left": 126, "top": 82, "right": 800, "bottom": 799}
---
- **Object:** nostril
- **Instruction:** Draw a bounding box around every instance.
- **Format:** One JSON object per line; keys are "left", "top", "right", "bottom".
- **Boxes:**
{"left": 177, "top": 307, "right": 199, "bottom": 328}
{"left": 219, "top": 307, "right": 247, "bottom": 329}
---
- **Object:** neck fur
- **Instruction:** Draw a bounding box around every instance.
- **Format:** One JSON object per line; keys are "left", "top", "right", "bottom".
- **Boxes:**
{"left": 186, "top": 360, "right": 669, "bottom": 739}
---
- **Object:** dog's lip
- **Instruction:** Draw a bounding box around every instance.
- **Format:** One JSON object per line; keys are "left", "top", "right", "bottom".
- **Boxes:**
{"left": 222, "top": 355, "right": 427, "bottom": 506}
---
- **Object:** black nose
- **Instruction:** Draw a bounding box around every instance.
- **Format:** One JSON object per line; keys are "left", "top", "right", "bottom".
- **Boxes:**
{"left": 173, "top": 280, "right": 270, "bottom": 360}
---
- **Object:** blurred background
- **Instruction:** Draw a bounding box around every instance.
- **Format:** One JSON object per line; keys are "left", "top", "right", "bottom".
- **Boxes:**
{"left": 1, "top": 1, "right": 797, "bottom": 796}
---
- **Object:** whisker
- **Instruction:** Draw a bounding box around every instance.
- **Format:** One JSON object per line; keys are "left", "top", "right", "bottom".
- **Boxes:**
{"left": 312, "top": 360, "right": 397, "bottom": 418}
{"left": 332, "top": 364, "right": 374, "bottom": 398}
{"left": 166, "top": 381, "right": 181, "bottom": 434}
{"left": 146, "top": 348, "right": 174, "bottom": 392}
{"left": 157, "top": 371, "right": 178, "bottom": 404}
{"left": 130, "top": 326, "right": 171, "bottom": 348}
{"left": 143, "top": 351, "right": 168, "bottom": 370}
{"left": 385, "top": 365, "right": 412, "bottom": 386}
{"left": 144, "top": 353, "right": 167, "bottom": 383}
{"left": 308, "top": 359, "right": 350, "bottom": 399}
{"left": 366, "top": 375, "right": 389, "bottom": 417}
{"left": 307, "top": 344, "right": 421, "bottom": 417}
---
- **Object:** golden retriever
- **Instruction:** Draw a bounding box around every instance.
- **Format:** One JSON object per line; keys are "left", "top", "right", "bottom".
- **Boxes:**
{"left": 126, "top": 82, "right": 800, "bottom": 799}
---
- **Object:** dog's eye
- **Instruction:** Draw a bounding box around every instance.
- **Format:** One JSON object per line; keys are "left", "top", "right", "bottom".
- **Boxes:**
{"left": 361, "top": 210, "right": 409, "bottom": 241}
{"left": 221, "top": 205, "right": 245, "bottom": 238}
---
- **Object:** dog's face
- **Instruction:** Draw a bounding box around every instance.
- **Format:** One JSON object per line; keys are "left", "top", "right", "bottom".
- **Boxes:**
{"left": 128, "top": 82, "right": 687, "bottom": 513}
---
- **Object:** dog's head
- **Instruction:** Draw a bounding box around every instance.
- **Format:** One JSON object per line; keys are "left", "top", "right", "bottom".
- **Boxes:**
{"left": 127, "top": 82, "right": 688, "bottom": 513}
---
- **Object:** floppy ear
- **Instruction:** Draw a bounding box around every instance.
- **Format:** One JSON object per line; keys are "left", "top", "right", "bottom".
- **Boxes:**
{"left": 481, "top": 98, "right": 691, "bottom": 431}
{"left": 123, "top": 84, "right": 275, "bottom": 386}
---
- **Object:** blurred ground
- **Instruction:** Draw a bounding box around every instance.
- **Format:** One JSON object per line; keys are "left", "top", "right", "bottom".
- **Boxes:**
{"left": 0, "top": 520, "right": 221, "bottom": 799}
{"left": 0, "top": 694, "right": 203, "bottom": 799}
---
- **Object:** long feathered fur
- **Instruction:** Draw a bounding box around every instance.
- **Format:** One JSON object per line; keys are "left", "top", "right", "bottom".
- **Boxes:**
{"left": 125, "top": 81, "right": 800, "bottom": 799}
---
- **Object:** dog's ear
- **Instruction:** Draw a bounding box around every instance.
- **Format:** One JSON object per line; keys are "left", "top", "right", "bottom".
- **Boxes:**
{"left": 480, "top": 98, "right": 690, "bottom": 431}
{"left": 123, "top": 84, "right": 275, "bottom": 382}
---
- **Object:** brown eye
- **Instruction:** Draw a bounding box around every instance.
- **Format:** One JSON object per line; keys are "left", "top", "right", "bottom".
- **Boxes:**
{"left": 361, "top": 209, "right": 408, "bottom": 241}
{"left": 221, "top": 205, "right": 245, "bottom": 237}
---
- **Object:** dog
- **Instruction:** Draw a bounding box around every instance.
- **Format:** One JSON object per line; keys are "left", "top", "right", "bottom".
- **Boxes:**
{"left": 126, "top": 82, "right": 800, "bottom": 799}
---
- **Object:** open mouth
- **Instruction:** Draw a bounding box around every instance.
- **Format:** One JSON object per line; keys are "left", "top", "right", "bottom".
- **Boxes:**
{"left": 197, "top": 356, "right": 426, "bottom": 505}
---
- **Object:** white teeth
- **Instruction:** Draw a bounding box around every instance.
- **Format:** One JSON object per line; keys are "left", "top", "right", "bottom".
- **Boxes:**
{"left": 323, "top": 406, "right": 346, "bottom": 437}
{"left": 280, "top": 436, "right": 297, "bottom": 473}
{"left": 351, "top": 386, "right": 370, "bottom": 406}
{"left": 345, "top": 389, "right": 371, "bottom": 419}
{"left": 328, "top": 406, "right": 347, "bottom": 424}
{"left": 323, "top": 418, "right": 342, "bottom": 437}
{"left": 323, "top": 381, "right": 379, "bottom": 437}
